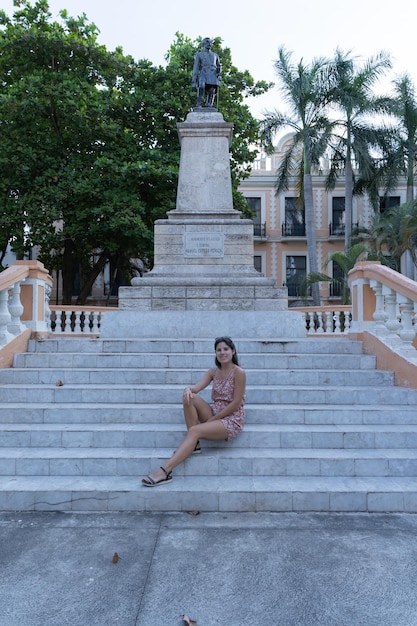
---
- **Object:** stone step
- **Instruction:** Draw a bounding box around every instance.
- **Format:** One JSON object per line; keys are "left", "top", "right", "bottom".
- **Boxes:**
{"left": 1, "top": 383, "right": 415, "bottom": 404}
{"left": 2, "top": 423, "right": 417, "bottom": 449}
{"left": 27, "top": 337, "right": 365, "bottom": 355}
{"left": 1, "top": 334, "right": 415, "bottom": 513}
{"left": 13, "top": 352, "right": 377, "bottom": 370}
{"left": 0, "top": 475, "right": 416, "bottom": 512}
{"left": 0, "top": 367, "right": 393, "bottom": 386}
{"left": 0, "top": 403, "right": 416, "bottom": 425}
{"left": 1, "top": 446, "right": 417, "bottom": 477}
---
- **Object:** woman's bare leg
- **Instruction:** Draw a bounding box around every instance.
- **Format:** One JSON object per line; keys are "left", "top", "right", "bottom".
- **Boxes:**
{"left": 143, "top": 420, "right": 228, "bottom": 484}
{"left": 183, "top": 395, "right": 213, "bottom": 430}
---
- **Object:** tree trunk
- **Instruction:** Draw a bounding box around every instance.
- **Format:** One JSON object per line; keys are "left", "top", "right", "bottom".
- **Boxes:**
{"left": 76, "top": 250, "right": 110, "bottom": 305}
{"left": 404, "top": 181, "right": 415, "bottom": 279}
{"left": 344, "top": 158, "right": 353, "bottom": 254}
{"left": 62, "top": 237, "right": 76, "bottom": 305}
{"left": 303, "top": 172, "right": 320, "bottom": 305}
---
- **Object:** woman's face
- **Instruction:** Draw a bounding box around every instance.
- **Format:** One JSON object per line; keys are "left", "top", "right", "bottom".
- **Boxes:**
{"left": 215, "top": 341, "right": 235, "bottom": 365}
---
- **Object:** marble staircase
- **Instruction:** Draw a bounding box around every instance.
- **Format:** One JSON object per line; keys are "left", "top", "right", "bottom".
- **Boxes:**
{"left": 1, "top": 336, "right": 417, "bottom": 512}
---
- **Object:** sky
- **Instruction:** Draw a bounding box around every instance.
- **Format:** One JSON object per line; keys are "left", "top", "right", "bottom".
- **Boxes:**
{"left": 3, "top": 0, "right": 416, "bottom": 118}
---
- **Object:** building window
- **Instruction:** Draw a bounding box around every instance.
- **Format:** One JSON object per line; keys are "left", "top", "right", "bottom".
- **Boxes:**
{"left": 282, "top": 197, "right": 305, "bottom": 236}
{"left": 286, "top": 255, "right": 306, "bottom": 297}
{"left": 330, "top": 262, "right": 344, "bottom": 297}
{"left": 380, "top": 196, "right": 401, "bottom": 213}
{"left": 246, "top": 197, "right": 265, "bottom": 237}
{"left": 330, "top": 197, "right": 345, "bottom": 236}
{"left": 254, "top": 255, "right": 262, "bottom": 273}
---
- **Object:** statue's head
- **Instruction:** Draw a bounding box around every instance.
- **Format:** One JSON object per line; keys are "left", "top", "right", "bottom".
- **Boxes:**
{"left": 202, "top": 37, "right": 212, "bottom": 49}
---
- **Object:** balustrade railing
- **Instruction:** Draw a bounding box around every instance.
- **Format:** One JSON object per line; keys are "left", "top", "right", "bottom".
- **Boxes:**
{"left": 290, "top": 306, "right": 351, "bottom": 334}
{"left": 0, "top": 261, "right": 52, "bottom": 349}
{"left": 49, "top": 306, "right": 117, "bottom": 334}
{"left": 348, "top": 262, "right": 417, "bottom": 363}
{"left": 0, "top": 261, "right": 118, "bottom": 357}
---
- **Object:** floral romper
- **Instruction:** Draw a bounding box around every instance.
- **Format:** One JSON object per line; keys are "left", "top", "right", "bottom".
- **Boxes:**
{"left": 210, "top": 367, "right": 245, "bottom": 440}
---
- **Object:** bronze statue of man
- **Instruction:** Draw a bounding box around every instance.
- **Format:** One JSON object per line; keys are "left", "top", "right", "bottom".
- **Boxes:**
{"left": 192, "top": 38, "right": 221, "bottom": 108}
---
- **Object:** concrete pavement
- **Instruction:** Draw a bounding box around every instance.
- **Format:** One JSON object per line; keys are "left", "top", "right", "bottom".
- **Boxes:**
{"left": 1, "top": 512, "right": 417, "bottom": 625}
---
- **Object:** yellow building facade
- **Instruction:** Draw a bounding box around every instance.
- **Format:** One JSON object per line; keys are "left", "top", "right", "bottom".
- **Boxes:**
{"left": 239, "top": 133, "right": 409, "bottom": 304}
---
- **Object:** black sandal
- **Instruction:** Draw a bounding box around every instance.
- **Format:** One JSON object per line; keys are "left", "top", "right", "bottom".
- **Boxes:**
{"left": 193, "top": 441, "right": 201, "bottom": 454}
{"left": 142, "top": 466, "right": 173, "bottom": 487}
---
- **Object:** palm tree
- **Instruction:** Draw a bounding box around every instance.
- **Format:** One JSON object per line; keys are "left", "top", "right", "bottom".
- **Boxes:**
{"left": 325, "top": 50, "right": 392, "bottom": 253}
{"left": 261, "top": 47, "right": 336, "bottom": 305}
{"left": 387, "top": 74, "right": 417, "bottom": 203}
{"left": 302, "top": 243, "right": 368, "bottom": 305}
{"left": 352, "top": 201, "right": 417, "bottom": 273}
{"left": 383, "top": 75, "right": 417, "bottom": 278}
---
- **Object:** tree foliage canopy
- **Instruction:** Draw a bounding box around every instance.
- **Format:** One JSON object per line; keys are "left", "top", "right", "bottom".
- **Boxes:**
{"left": 0, "top": 1, "right": 271, "bottom": 302}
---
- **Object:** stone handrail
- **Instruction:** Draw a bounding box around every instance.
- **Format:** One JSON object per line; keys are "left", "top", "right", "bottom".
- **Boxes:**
{"left": 290, "top": 305, "right": 351, "bottom": 334}
{"left": 348, "top": 261, "right": 417, "bottom": 367}
{"left": 0, "top": 261, "right": 53, "bottom": 348}
{"left": 0, "top": 260, "right": 120, "bottom": 366}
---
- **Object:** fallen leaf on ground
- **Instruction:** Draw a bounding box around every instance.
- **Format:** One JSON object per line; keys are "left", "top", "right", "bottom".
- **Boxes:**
{"left": 183, "top": 615, "right": 197, "bottom": 625}
{"left": 186, "top": 510, "right": 200, "bottom": 516}
{"left": 55, "top": 380, "right": 64, "bottom": 386}
{"left": 112, "top": 552, "right": 120, "bottom": 564}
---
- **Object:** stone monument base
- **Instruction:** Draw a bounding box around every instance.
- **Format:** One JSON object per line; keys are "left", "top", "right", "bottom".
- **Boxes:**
{"left": 118, "top": 277, "right": 287, "bottom": 311}
{"left": 106, "top": 108, "right": 306, "bottom": 337}
{"left": 100, "top": 309, "right": 307, "bottom": 339}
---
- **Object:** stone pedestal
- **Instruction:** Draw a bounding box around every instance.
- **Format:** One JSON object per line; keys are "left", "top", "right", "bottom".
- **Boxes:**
{"left": 119, "top": 110, "right": 287, "bottom": 312}
{"left": 102, "top": 109, "right": 306, "bottom": 338}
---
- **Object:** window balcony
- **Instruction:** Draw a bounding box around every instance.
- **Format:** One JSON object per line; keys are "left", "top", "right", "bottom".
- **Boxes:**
{"left": 253, "top": 223, "right": 267, "bottom": 239}
{"left": 329, "top": 282, "right": 342, "bottom": 297}
{"left": 282, "top": 223, "right": 306, "bottom": 237}
{"left": 329, "top": 222, "right": 345, "bottom": 237}
{"left": 329, "top": 222, "right": 358, "bottom": 237}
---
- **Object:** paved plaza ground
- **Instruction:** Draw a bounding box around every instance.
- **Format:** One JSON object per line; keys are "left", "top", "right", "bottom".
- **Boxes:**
{"left": 1, "top": 511, "right": 417, "bottom": 625}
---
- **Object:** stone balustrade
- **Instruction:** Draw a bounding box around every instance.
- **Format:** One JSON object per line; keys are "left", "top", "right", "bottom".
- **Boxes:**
{"left": 290, "top": 305, "right": 351, "bottom": 335}
{"left": 49, "top": 305, "right": 117, "bottom": 335}
{"left": 0, "top": 261, "right": 118, "bottom": 367}
{"left": 348, "top": 262, "right": 417, "bottom": 360}
{"left": 0, "top": 261, "right": 53, "bottom": 348}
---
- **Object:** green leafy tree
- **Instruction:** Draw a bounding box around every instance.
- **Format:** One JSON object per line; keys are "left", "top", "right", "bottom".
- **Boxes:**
{"left": 0, "top": 3, "right": 270, "bottom": 301}
{"left": 325, "top": 49, "right": 392, "bottom": 252}
{"left": 261, "top": 47, "right": 337, "bottom": 304}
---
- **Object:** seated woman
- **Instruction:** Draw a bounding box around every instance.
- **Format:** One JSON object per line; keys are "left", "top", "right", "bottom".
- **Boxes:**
{"left": 142, "top": 336, "right": 246, "bottom": 486}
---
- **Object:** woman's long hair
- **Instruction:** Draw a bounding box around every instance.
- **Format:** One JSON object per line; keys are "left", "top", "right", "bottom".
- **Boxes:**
{"left": 214, "top": 336, "right": 239, "bottom": 368}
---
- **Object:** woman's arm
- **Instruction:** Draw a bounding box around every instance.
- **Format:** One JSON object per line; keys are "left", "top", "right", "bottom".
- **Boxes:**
{"left": 208, "top": 367, "right": 246, "bottom": 421}
{"left": 183, "top": 369, "right": 214, "bottom": 404}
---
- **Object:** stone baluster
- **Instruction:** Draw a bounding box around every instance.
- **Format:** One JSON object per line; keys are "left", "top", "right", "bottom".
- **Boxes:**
{"left": 397, "top": 297, "right": 417, "bottom": 358}
{"left": 44, "top": 284, "right": 52, "bottom": 332}
{"left": 8, "top": 281, "right": 26, "bottom": 336}
{"left": 74, "top": 311, "right": 82, "bottom": 333}
{"left": 333, "top": 311, "right": 341, "bottom": 333}
{"left": 62, "top": 311, "right": 72, "bottom": 333}
{"left": 343, "top": 311, "right": 351, "bottom": 334}
{"left": 323, "top": 310, "right": 331, "bottom": 333}
{"left": 0, "top": 288, "right": 14, "bottom": 347}
{"left": 91, "top": 311, "right": 100, "bottom": 334}
{"left": 370, "top": 280, "right": 388, "bottom": 336}
{"left": 316, "top": 311, "right": 324, "bottom": 333}
{"left": 383, "top": 288, "right": 402, "bottom": 348}
{"left": 54, "top": 311, "right": 64, "bottom": 333}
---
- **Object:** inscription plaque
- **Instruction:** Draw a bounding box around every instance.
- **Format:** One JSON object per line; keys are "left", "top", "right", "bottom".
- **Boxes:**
{"left": 184, "top": 233, "right": 224, "bottom": 258}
